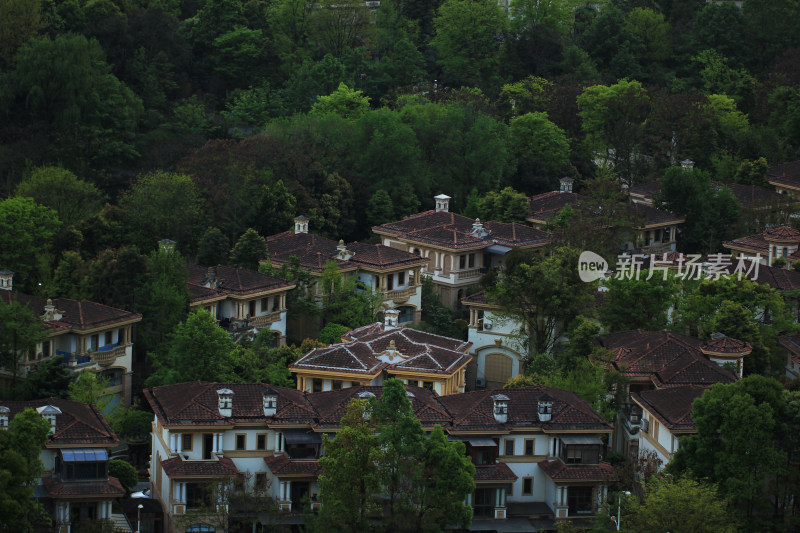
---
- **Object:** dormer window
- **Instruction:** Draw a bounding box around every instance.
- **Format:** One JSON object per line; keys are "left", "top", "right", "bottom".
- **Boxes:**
{"left": 538, "top": 394, "right": 554, "bottom": 423}
{"left": 0, "top": 406, "right": 8, "bottom": 430}
{"left": 492, "top": 394, "right": 509, "bottom": 423}
{"left": 263, "top": 388, "right": 277, "bottom": 417}
{"left": 36, "top": 405, "right": 62, "bottom": 434}
{"left": 217, "top": 389, "right": 234, "bottom": 417}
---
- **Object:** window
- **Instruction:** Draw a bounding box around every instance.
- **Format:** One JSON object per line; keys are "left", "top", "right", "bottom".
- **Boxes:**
{"left": 473, "top": 488, "right": 494, "bottom": 518}
{"left": 407, "top": 380, "right": 418, "bottom": 387}
{"left": 522, "top": 477, "right": 534, "bottom": 496}
{"left": 504, "top": 439, "right": 515, "bottom": 456}
{"left": 235, "top": 434, "right": 246, "bottom": 451}
{"left": 473, "top": 447, "right": 496, "bottom": 465}
{"left": 256, "top": 434, "right": 267, "bottom": 451}
{"left": 261, "top": 298, "right": 269, "bottom": 312}
{"left": 468, "top": 254, "right": 475, "bottom": 268}
{"left": 524, "top": 439, "right": 535, "bottom": 456}
{"left": 89, "top": 334, "right": 98, "bottom": 352}
{"left": 312, "top": 379, "right": 323, "bottom": 393}
{"left": 182, "top": 434, "right": 193, "bottom": 451}
{"left": 422, "top": 381, "right": 434, "bottom": 390}
{"left": 562, "top": 445, "right": 601, "bottom": 465}
{"left": 186, "top": 483, "right": 212, "bottom": 510}
{"left": 397, "top": 272, "right": 405, "bottom": 286}
{"left": 567, "top": 486, "right": 593, "bottom": 515}
{"left": 255, "top": 473, "right": 267, "bottom": 491}
{"left": 566, "top": 447, "right": 582, "bottom": 464}
{"left": 459, "top": 255, "right": 466, "bottom": 269}
{"left": 104, "top": 331, "right": 113, "bottom": 345}
{"left": 387, "top": 274, "right": 394, "bottom": 291}
{"left": 332, "top": 380, "right": 342, "bottom": 390}
{"left": 249, "top": 301, "right": 256, "bottom": 317}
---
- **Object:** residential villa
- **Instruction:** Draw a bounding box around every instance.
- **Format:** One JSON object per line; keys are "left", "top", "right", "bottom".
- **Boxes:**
{"left": 265, "top": 217, "right": 429, "bottom": 323}
{"left": 527, "top": 178, "right": 685, "bottom": 254}
{"left": 186, "top": 263, "right": 295, "bottom": 345}
{"left": 290, "top": 315, "right": 472, "bottom": 396}
{"left": 2, "top": 398, "right": 127, "bottom": 533}
{"left": 767, "top": 159, "right": 800, "bottom": 197}
{"left": 461, "top": 291, "right": 527, "bottom": 389}
{"left": 598, "top": 330, "right": 743, "bottom": 463}
{"left": 0, "top": 270, "right": 142, "bottom": 407}
{"left": 779, "top": 334, "right": 800, "bottom": 380}
{"left": 144, "top": 382, "right": 614, "bottom": 532}
{"left": 723, "top": 225, "right": 800, "bottom": 267}
{"left": 372, "top": 195, "right": 551, "bottom": 307}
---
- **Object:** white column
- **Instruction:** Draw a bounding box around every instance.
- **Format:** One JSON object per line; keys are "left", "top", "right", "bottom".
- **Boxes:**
{"left": 170, "top": 433, "right": 178, "bottom": 454}
{"left": 212, "top": 434, "right": 219, "bottom": 454}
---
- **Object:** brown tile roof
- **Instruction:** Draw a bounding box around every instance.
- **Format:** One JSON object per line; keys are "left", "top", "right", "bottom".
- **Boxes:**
{"left": 628, "top": 180, "right": 661, "bottom": 200}
{"left": 725, "top": 225, "right": 800, "bottom": 255}
{"left": 0, "top": 292, "right": 141, "bottom": 333}
{"left": 143, "top": 382, "right": 317, "bottom": 426}
{"left": 526, "top": 192, "right": 683, "bottom": 228}
{"left": 765, "top": 225, "right": 800, "bottom": 241}
{"left": 700, "top": 336, "right": 752, "bottom": 354}
{"left": 460, "top": 291, "right": 490, "bottom": 305}
{"left": 630, "top": 385, "right": 708, "bottom": 433}
{"left": 186, "top": 263, "right": 294, "bottom": 303}
{"left": 161, "top": 456, "right": 240, "bottom": 477}
{"left": 373, "top": 211, "right": 550, "bottom": 250}
{"left": 265, "top": 232, "right": 428, "bottom": 273}
{"left": 537, "top": 459, "right": 614, "bottom": 481}
{"left": 264, "top": 455, "right": 321, "bottom": 476}
{"left": 439, "top": 387, "right": 612, "bottom": 432}
{"left": 474, "top": 462, "right": 518, "bottom": 482}
{"left": 779, "top": 333, "right": 800, "bottom": 355}
{"left": 599, "top": 330, "right": 736, "bottom": 387}
{"left": 292, "top": 323, "right": 472, "bottom": 378}
{"left": 2, "top": 398, "right": 118, "bottom": 446}
{"left": 43, "top": 476, "right": 125, "bottom": 497}
{"left": 767, "top": 160, "right": 800, "bottom": 189}
{"left": 712, "top": 182, "right": 787, "bottom": 209}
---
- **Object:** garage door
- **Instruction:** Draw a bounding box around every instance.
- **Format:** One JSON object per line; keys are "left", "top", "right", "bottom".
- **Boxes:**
{"left": 485, "top": 353, "right": 512, "bottom": 388}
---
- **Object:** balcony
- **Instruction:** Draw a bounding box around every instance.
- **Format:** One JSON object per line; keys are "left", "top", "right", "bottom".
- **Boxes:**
{"left": 246, "top": 311, "right": 284, "bottom": 328}
{"left": 57, "top": 344, "right": 131, "bottom": 368}
{"left": 456, "top": 268, "right": 484, "bottom": 281}
{"left": 383, "top": 286, "right": 417, "bottom": 304}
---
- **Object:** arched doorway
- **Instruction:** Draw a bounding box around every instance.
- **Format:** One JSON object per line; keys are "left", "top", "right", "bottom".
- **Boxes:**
{"left": 484, "top": 352, "right": 512, "bottom": 388}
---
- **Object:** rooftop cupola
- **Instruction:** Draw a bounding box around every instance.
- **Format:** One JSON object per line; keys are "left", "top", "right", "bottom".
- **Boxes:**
{"left": 434, "top": 194, "right": 451, "bottom": 213}
{"left": 42, "top": 299, "right": 63, "bottom": 321}
{"left": 680, "top": 159, "right": 695, "bottom": 170}
{"left": 384, "top": 308, "right": 400, "bottom": 328}
{"left": 262, "top": 388, "right": 278, "bottom": 417}
{"left": 294, "top": 215, "right": 309, "bottom": 234}
{"left": 537, "top": 393, "right": 554, "bottom": 422}
{"left": 202, "top": 266, "right": 220, "bottom": 289}
{"left": 158, "top": 238, "right": 176, "bottom": 252}
{"left": 0, "top": 269, "right": 13, "bottom": 291}
{"left": 492, "top": 394, "right": 509, "bottom": 423}
{"left": 559, "top": 177, "right": 574, "bottom": 193}
{"left": 700, "top": 333, "right": 752, "bottom": 379}
{"left": 336, "top": 239, "right": 353, "bottom": 260}
{"left": 217, "top": 388, "right": 234, "bottom": 417}
{"left": 471, "top": 218, "right": 488, "bottom": 237}
{"left": 36, "top": 404, "right": 62, "bottom": 434}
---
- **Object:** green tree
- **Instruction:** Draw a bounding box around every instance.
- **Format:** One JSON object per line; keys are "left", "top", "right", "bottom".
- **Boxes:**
{"left": 229, "top": 228, "right": 268, "bottom": 270}
{"left": 110, "top": 408, "right": 154, "bottom": 443}
{"left": 84, "top": 247, "right": 148, "bottom": 311}
{"left": 20, "top": 357, "right": 72, "bottom": 401}
{"left": 318, "top": 399, "right": 381, "bottom": 531}
{"left": 309, "top": 0, "right": 374, "bottom": 58}
{"left": 108, "top": 459, "right": 138, "bottom": 492}
{"left": 366, "top": 190, "right": 396, "bottom": 227}
{"left": 14, "top": 166, "right": 104, "bottom": 229}
{"left": 147, "top": 309, "right": 236, "bottom": 386}
{"left": 310, "top": 82, "right": 371, "bottom": 120}
{"left": 251, "top": 180, "right": 298, "bottom": 237}
{"left": 431, "top": 0, "right": 507, "bottom": 88}
{"left": 68, "top": 371, "right": 112, "bottom": 414}
{"left": 477, "top": 187, "right": 529, "bottom": 222}
{"left": 508, "top": 112, "right": 571, "bottom": 186}
{"left": 0, "top": 408, "right": 52, "bottom": 532}
{"left": 488, "top": 247, "right": 595, "bottom": 354}
{"left": 0, "top": 0, "right": 41, "bottom": 68}
{"left": 196, "top": 227, "right": 230, "bottom": 267}
{"left": 318, "top": 323, "right": 350, "bottom": 344}
{"left": 624, "top": 8, "right": 671, "bottom": 63}
{"left": 118, "top": 172, "right": 208, "bottom": 254}
{"left": 601, "top": 271, "right": 676, "bottom": 332}
{"left": 621, "top": 475, "right": 737, "bottom": 533}
{"left": 319, "top": 261, "right": 382, "bottom": 328}
{"left": 0, "top": 297, "right": 47, "bottom": 392}
{"left": 0, "top": 197, "right": 61, "bottom": 292}
{"left": 136, "top": 246, "right": 191, "bottom": 353}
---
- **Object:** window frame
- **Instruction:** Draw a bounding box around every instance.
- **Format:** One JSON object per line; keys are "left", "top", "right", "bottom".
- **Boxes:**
{"left": 182, "top": 434, "right": 193, "bottom": 451}
{"left": 504, "top": 439, "right": 515, "bottom": 456}
{"left": 256, "top": 434, "right": 267, "bottom": 451}
{"left": 235, "top": 433, "right": 246, "bottom": 451}
{"left": 524, "top": 438, "right": 535, "bottom": 456}
{"left": 522, "top": 477, "right": 534, "bottom": 496}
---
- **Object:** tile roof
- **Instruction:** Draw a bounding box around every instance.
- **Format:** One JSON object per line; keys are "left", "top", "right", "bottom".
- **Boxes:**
{"left": 526, "top": 192, "right": 683, "bottom": 228}
{"left": 161, "top": 456, "right": 240, "bottom": 477}
{"left": 725, "top": 226, "right": 800, "bottom": 255}
{"left": 0, "top": 292, "right": 141, "bottom": 333}
{"left": 537, "top": 459, "right": 614, "bottom": 481}
{"left": 2, "top": 398, "right": 118, "bottom": 446}
{"left": 712, "top": 182, "right": 787, "bottom": 209}
{"left": 779, "top": 333, "right": 800, "bottom": 355}
{"left": 265, "top": 231, "right": 427, "bottom": 273}
{"left": 599, "top": 330, "right": 736, "bottom": 387}
{"left": 291, "top": 323, "right": 473, "bottom": 378}
{"left": 700, "top": 336, "right": 752, "bottom": 354}
{"left": 439, "top": 387, "right": 612, "bottom": 432}
{"left": 373, "top": 211, "right": 550, "bottom": 250}
{"left": 630, "top": 385, "right": 708, "bottom": 433}
{"left": 628, "top": 180, "right": 661, "bottom": 200}
{"left": 264, "top": 455, "right": 321, "bottom": 476}
{"left": 186, "top": 263, "right": 294, "bottom": 304}
{"left": 474, "top": 462, "right": 518, "bottom": 482}
{"left": 144, "top": 382, "right": 317, "bottom": 426}
{"left": 43, "top": 476, "right": 125, "bottom": 497}
{"left": 767, "top": 160, "right": 800, "bottom": 189}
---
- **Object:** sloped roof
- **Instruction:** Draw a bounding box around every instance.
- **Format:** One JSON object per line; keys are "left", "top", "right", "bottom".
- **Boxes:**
{"left": 372, "top": 210, "right": 550, "bottom": 250}
{"left": 767, "top": 160, "right": 800, "bottom": 189}
{"left": 724, "top": 226, "right": 800, "bottom": 256}
{"left": 537, "top": 459, "right": 614, "bottom": 481}
{"left": 438, "top": 387, "right": 612, "bottom": 432}
{"left": 630, "top": 385, "right": 708, "bottom": 433}
{"left": 264, "top": 455, "right": 321, "bottom": 476}
{"left": 700, "top": 336, "right": 752, "bottom": 354}
{"left": 713, "top": 182, "right": 787, "bottom": 209}
{"left": 43, "top": 475, "right": 125, "bottom": 497}
{"left": 526, "top": 191, "right": 683, "bottom": 228}
{"left": 161, "top": 456, "right": 240, "bottom": 477}
{"left": 599, "top": 330, "right": 736, "bottom": 387}
{"left": 474, "top": 462, "right": 518, "bottom": 482}
{"left": 2, "top": 398, "right": 118, "bottom": 446}
{"left": 0, "top": 291, "right": 141, "bottom": 333}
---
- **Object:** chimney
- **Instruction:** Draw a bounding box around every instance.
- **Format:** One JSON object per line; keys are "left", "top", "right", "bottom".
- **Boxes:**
{"left": 336, "top": 240, "right": 352, "bottom": 260}
{"left": 0, "top": 269, "right": 13, "bottom": 291}
{"left": 559, "top": 177, "right": 574, "bottom": 193}
{"left": 537, "top": 393, "right": 553, "bottom": 422}
{"left": 217, "top": 388, "right": 234, "bottom": 417}
{"left": 680, "top": 159, "right": 695, "bottom": 170}
{"left": 202, "top": 266, "right": 218, "bottom": 288}
{"left": 36, "top": 404, "right": 62, "bottom": 434}
{"left": 294, "top": 215, "right": 309, "bottom": 234}
{"left": 434, "top": 194, "right": 451, "bottom": 213}
{"left": 42, "top": 299, "right": 63, "bottom": 321}
{"left": 384, "top": 308, "right": 400, "bottom": 328}
{"left": 471, "top": 218, "right": 484, "bottom": 236}
{"left": 158, "top": 239, "right": 176, "bottom": 252}
{"left": 492, "top": 394, "right": 509, "bottom": 423}
{"left": 262, "top": 388, "right": 277, "bottom": 417}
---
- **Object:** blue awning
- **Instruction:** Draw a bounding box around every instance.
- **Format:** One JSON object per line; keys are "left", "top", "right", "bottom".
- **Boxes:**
{"left": 60, "top": 449, "right": 108, "bottom": 462}
{"left": 485, "top": 244, "right": 513, "bottom": 255}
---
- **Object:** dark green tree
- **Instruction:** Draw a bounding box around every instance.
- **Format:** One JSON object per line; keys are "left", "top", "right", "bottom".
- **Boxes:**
{"left": 14, "top": 166, "right": 104, "bottom": 229}
{"left": 229, "top": 228, "right": 268, "bottom": 270}
{"left": 366, "top": 190, "right": 396, "bottom": 227}
{"left": 0, "top": 197, "right": 61, "bottom": 292}
{"left": 136, "top": 246, "right": 191, "bottom": 353}
{"left": 108, "top": 459, "right": 138, "bottom": 492}
{"left": 20, "top": 357, "right": 72, "bottom": 401}
{"left": 196, "top": 227, "right": 230, "bottom": 267}
{"left": 252, "top": 180, "right": 298, "bottom": 237}
{"left": 0, "top": 297, "right": 47, "bottom": 393}
{"left": 476, "top": 187, "right": 529, "bottom": 223}
{"left": 601, "top": 271, "right": 677, "bottom": 332}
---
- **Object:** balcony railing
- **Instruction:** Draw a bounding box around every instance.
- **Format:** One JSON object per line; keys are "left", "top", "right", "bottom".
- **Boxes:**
{"left": 57, "top": 344, "right": 131, "bottom": 368}
{"left": 383, "top": 286, "right": 417, "bottom": 303}
{"left": 246, "top": 311, "right": 284, "bottom": 328}
{"left": 641, "top": 242, "right": 674, "bottom": 254}
{"left": 456, "top": 268, "right": 483, "bottom": 280}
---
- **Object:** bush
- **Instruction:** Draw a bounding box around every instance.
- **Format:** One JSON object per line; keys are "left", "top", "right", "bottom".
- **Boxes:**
{"left": 109, "top": 459, "right": 139, "bottom": 491}
{"left": 318, "top": 323, "right": 350, "bottom": 345}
